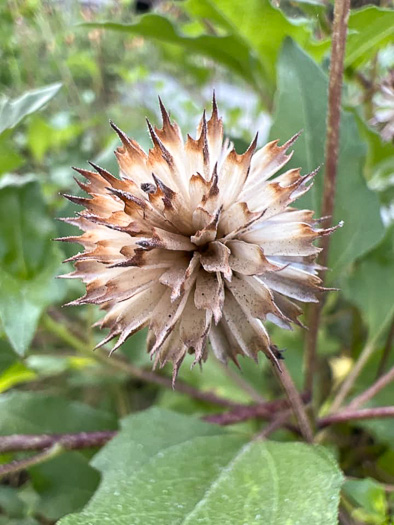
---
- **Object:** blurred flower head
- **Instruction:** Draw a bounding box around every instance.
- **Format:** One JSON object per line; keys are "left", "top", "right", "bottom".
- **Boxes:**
{"left": 61, "top": 96, "right": 336, "bottom": 382}
{"left": 371, "top": 70, "right": 394, "bottom": 142}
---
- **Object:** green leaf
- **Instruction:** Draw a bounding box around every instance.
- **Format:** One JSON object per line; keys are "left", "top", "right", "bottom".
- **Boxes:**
{"left": 0, "top": 362, "right": 37, "bottom": 393}
{"left": 29, "top": 453, "right": 100, "bottom": 521}
{"left": 84, "top": 15, "right": 264, "bottom": 95}
{"left": 346, "top": 7, "right": 394, "bottom": 68}
{"left": 270, "top": 40, "right": 384, "bottom": 279}
{"left": 0, "top": 391, "right": 117, "bottom": 434}
{"left": 186, "top": 0, "right": 328, "bottom": 90}
{"left": 0, "top": 83, "right": 61, "bottom": 135}
{"left": 0, "top": 175, "right": 66, "bottom": 354}
{"left": 59, "top": 408, "right": 343, "bottom": 525}
{"left": 343, "top": 477, "right": 388, "bottom": 524}
{"left": 342, "top": 226, "right": 394, "bottom": 339}
{"left": 0, "top": 132, "right": 23, "bottom": 175}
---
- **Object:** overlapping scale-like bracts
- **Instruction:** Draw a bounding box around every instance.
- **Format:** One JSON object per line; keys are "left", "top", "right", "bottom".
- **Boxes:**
{"left": 60, "top": 96, "right": 338, "bottom": 382}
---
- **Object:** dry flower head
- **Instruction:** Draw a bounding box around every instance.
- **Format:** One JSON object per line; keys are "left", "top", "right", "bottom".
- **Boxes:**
{"left": 60, "top": 96, "right": 338, "bottom": 383}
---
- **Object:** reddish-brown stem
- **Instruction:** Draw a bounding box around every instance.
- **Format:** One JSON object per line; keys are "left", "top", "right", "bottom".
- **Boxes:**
{"left": 0, "top": 444, "right": 63, "bottom": 479}
{"left": 346, "top": 365, "right": 394, "bottom": 411}
{"left": 0, "top": 431, "right": 117, "bottom": 454}
{"left": 257, "top": 409, "right": 293, "bottom": 439}
{"left": 304, "top": 0, "right": 351, "bottom": 396}
{"left": 203, "top": 394, "right": 309, "bottom": 426}
{"left": 319, "top": 406, "right": 394, "bottom": 427}
{"left": 274, "top": 363, "right": 314, "bottom": 442}
{"left": 376, "top": 316, "right": 394, "bottom": 378}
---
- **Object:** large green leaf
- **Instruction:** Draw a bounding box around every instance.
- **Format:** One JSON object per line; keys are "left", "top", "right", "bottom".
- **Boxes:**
{"left": 0, "top": 175, "right": 66, "bottom": 354}
{"left": 346, "top": 7, "right": 394, "bottom": 68}
{"left": 0, "top": 83, "right": 61, "bottom": 135}
{"left": 270, "top": 40, "right": 384, "bottom": 279}
{"left": 186, "top": 0, "right": 328, "bottom": 89}
{"left": 29, "top": 453, "right": 101, "bottom": 521}
{"left": 342, "top": 226, "right": 394, "bottom": 339}
{"left": 59, "top": 408, "right": 343, "bottom": 525}
{"left": 0, "top": 391, "right": 117, "bottom": 434}
{"left": 85, "top": 15, "right": 264, "bottom": 94}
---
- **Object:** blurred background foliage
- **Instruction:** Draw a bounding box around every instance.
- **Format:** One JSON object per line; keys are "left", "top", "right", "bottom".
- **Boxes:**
{"left": 0, "top": 0, "right": 393, "bottom": 523}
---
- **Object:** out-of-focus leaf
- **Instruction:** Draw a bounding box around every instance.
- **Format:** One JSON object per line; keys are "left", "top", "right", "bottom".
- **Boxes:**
{"left": 0, "top": 362, "right": 37, "bottom": 393}
{"left": 84, "top": 14, "right": 265, "bottom": 95}
{"left": 0, "top": 519, "right": 39, "bottom": 525}
{"left": 0, "top": 486, "right": 27, "bottom": 518}
{"left": 186, "top": 0, "right": 329, "bottom": 89}
{"left": 59, "top": 408, "right": 343, "bottom": 525}
{"left": 346, "top": 7, "right": 394, "bottom": 68}
{"left": 0, "top": 393, "right": 117, "bottom": 522}
{"left": 270, "top": 40, "right": 384, "bottom": 280}
{"left": 343, "top": 226, "right": 394, "bottom": 339}
{"left": 0, "top": 132, "right": 23, "bottom": 175}
{"left": 343, "top": 477, "right": 388, "bottom": 524}
{"left": 0, "top": 175, "right": 66, "bottom": 354}
{"left": 29, "top": 453, "right": 100, "bottom": 521}
{"left": 27, "top": 115, "right": 84, "bottom": 163}
{"left": 0, "top": 83, "right": 61, "bottom": 135}
{"left": 0, "top": 391, "right": 117, "bottom": 434}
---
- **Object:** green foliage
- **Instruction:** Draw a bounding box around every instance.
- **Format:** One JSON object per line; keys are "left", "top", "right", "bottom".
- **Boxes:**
{"left": 0, "top": 83, "right": 61, "bottom": 135}
{"left": 270, "top": 40, "right": 385, "bottom": 279}
{"left": 346, "top": 7, "right": 394, "bottom": 68}
{"left": 60, "top": 409, "right": 343, "bottom": 525}
{"left": 0, "top": 1, "right": 393, "bottom": 523}
{"left": 343, "top": 225, "right": 394, "bottom": 339}
{"left": 0, "top": 175, "right": 65, "bottom": 355}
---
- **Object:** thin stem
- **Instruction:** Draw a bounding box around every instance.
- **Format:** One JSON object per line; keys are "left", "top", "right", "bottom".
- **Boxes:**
{"left": 218, "top": 362, "right": 267, "bottom": 403}
{"left": 43, "top": 314, "right": 240, "bottom": 409}
{"left": 0, "top": 431, "right": 116, "bottom": 454}
{"left": 319, "top": 406, "right": 394, "bottom": 428}
{"left": 0, "top": 443, "right": 63, "bottom": 479}
{"left": 257, "top": 409, "right": 293, "bottom": 439}
{"left": 346, "top": 365, "right": 394, "bottom": 411}
{"left": 304, "top": 0, "right": 351, "bottom": 396}
{"left": 203, "top": 396, "right": 305, "bottom": 426}
{"left": 274, "top": 363, "right": 314, "bottom": 442}
{"left": 376, "top": 316, "right": 394, "bottom": 378}
{"left": 330, "top": 338, "right": 375, "bottom": 413}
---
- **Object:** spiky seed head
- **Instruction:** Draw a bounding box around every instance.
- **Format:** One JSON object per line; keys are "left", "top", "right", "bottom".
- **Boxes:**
{"left": 60, "top": 96, "right": 338, "bottom": 383}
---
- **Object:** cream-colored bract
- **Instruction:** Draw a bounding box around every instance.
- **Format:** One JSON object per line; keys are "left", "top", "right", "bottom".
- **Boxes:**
{"left": 60, "top": 96, "right": 336, "bottom": 383}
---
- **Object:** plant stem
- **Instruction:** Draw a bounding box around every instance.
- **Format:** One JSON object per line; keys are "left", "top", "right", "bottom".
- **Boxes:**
{"left": 0, "top": 431, "right": 116, "bottom": 453}
{"left": 330, "top": 338, "right": 375, "bottom": 413}
{"left": 257, "top": 409, "right": 293, "bottom": 439}
{"left": 345, "top": 365, "right": 394, "bottom": 411}
{"left": 43, "top": 314, "right": 241, "bottom": 409}
{"left": 376, "top": 316, "right": 394, "bottom": 378}
{"left": 203, "top": 395, "right": 307, "bottom": 426}
{"left": 0, "top": 443, "right": 63, "bottom": 479}
{"left": 304, "top": 0, "right": 351, "bottom": 396}
{"left": 319, "top": 406, "right": 394, "bottom": 427}
{"left": 274, "top": 363, "right": 314, "bottom": 442}
{"left": 218, "top": 362, "right": 267, "bottom": 403}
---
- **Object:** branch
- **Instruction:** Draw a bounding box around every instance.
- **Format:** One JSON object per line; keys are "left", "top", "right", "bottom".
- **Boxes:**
{"left": 203, "top": 395, "right": 308, "bottom": 426}
{"left": 0, "top": 431, "right": 117, "bottom": 454}
{"left": 273, "top": 362, "right": 314, "bottom": 442}
{"left": 0, "top": 443, "right": 63, "bottom": 479}
{"left": 346, "top": 365, "right": 394, "bottom": 411}
{"left": 319, "top": 406, "right": 394, "bottom": 428}
{"left": 376, "top": 316, "right": 394, "bottom": 378}
{"left": 304, "top": 0, "right": 351, "bottom": 396}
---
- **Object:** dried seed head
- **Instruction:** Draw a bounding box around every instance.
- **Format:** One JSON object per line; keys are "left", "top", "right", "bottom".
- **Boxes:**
{"left": 60, "top": 97, "right": 337, "bottom": 383}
